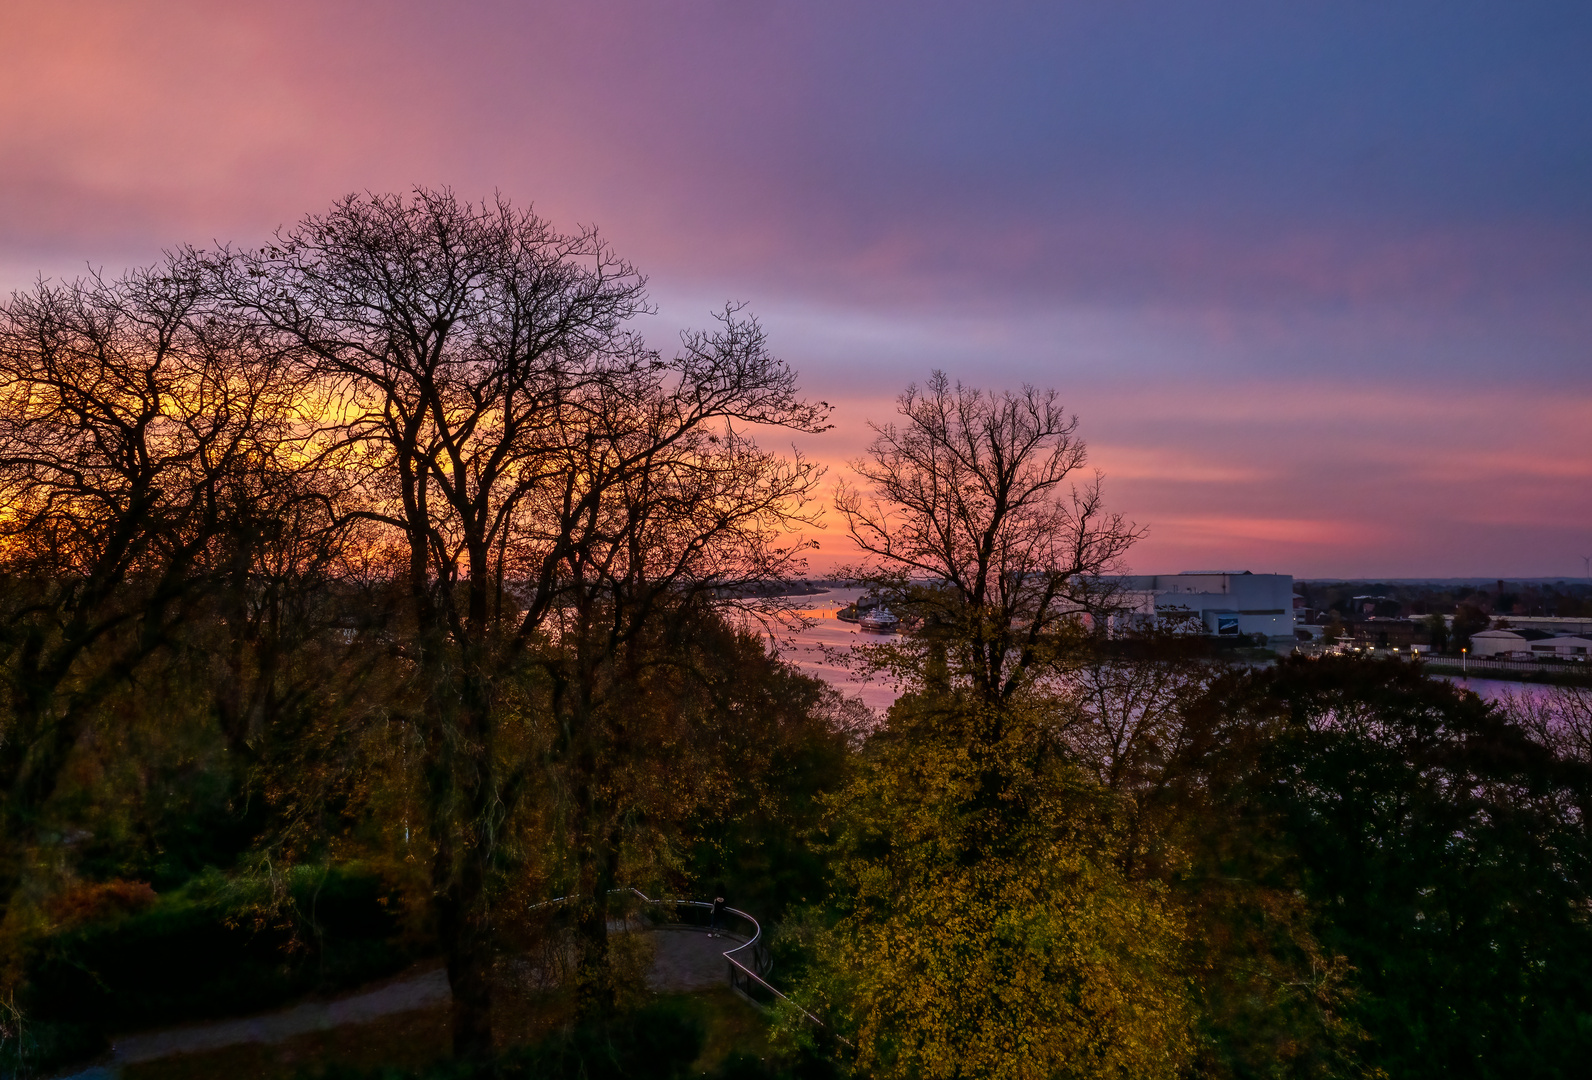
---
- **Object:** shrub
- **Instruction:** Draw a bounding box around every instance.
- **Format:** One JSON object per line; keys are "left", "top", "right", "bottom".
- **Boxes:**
{"left": 24, "top": 864, "right": 415, "bottom": 1032}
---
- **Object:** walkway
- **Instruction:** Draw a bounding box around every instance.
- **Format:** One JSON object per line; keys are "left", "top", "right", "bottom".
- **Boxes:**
{"left": 645, "top": 927, "right": 749, "bottom": 992}
{"left": 53, "top": 924, "right": 747, "bottom": 1078}
{"left": 112, "top": 967, "right": 452, "bottom": 1066}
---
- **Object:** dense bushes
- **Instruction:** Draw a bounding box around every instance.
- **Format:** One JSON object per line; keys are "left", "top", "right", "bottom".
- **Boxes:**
{"left": 24, "top": 864, "right": 415, "bottom": 1031}
{"left": 14, "top": 651, "right": 1592, "bottom": 1080}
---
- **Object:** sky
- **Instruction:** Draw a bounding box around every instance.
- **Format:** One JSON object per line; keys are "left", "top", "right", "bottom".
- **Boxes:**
{"left": 2, "top": 0, "right": 1589, "bottom": 578}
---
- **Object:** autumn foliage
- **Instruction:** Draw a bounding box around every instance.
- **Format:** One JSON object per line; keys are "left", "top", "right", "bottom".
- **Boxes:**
{"left": 2, "top": 195, "right": 1591, "bottom": 1080}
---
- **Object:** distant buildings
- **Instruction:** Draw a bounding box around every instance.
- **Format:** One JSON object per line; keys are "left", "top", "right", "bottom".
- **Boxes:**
{"left": 1111, "top": 572, "right": 1295, "bottom": 643}
{"left": 1469, "top": 628, "right": 1592, "bottom": 660}
{"left": 1105, "top": 575, "right": 1590, "bottom": 660}
{"left": 1348, "top": 619, "right": 1423, "bottom": 651}
{"left": 1487, "top": 616, "right": 1592, "bottom": 638}
{"left": 1278, "top": 580, "right": 1592, "bottom": 663}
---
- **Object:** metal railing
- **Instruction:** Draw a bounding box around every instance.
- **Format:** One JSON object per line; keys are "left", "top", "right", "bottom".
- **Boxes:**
{"left": 1423, "top": 655, "right": 1592, "bottom": 677}
{"left": 622, "top": 889, "right": 838, "bottom": 1040}
{"left": 534, "top": 888, "right": 839, "bottom": 1041}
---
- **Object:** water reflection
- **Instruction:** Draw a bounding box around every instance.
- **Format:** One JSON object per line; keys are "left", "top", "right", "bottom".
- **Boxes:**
{"left": 769, "top": 586, "right": 903, "bottom": 713}
{"left": 764, "top": 588, "right": 1567, "bottom": 717}
{"left": 1439, "top": 675, "right": 1561, "bottom": 704}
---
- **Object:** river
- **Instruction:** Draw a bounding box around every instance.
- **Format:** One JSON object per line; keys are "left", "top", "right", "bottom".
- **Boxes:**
{"left": 1435, "top": 675, "right": 1560, "bottom": 705}
{"left": 767, "top": 586, "right": 903, "bottom": 712}
{"left": 767, "top": 589, "right": 1562, "bottom": 714}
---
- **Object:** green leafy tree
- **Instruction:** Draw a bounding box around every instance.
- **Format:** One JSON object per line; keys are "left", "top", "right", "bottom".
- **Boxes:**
{"left": 1184, "top": 657, "right": 1592, "bottom": 1078}
{"left": 808, "top": 692, "right": 1193, "bottom": 1080}
{"left": 805, "top": 376, "right": 1192, "bottom": 1077}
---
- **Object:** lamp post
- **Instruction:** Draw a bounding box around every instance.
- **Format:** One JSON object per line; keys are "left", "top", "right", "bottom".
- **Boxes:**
{"left": 1463, "top": 646, "right": 1467, "bottom": 675}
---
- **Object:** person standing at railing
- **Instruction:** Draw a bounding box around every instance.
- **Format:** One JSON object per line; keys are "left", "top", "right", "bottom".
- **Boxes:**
{"left": 710, "top": 886, "right": 727, "bottom": 938}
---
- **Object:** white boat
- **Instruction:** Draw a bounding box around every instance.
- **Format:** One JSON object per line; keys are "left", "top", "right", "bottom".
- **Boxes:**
{"left": 858, "top": 606, "right": 900, "bottom": 633}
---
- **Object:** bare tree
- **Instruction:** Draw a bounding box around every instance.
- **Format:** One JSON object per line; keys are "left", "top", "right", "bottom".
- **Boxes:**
{"left": 1505, "top": 684, "right": 1592, "bottom": 763}
{"left": 209, "top": 190, "right": 652, "bottom": 1056}
{"left": 0, "top": 261, "right": 318, "bottom": 935}
{"left": 1060, "top": 650, "right": 1209, "bottom": 795}
{"left": 835, "top": 371, "right": 1142, "bottom": 709}
{"left": 537, "top": 312, "right": 825, "bottom": 1011}
{"left": 212, "top": 189, "right": 827, "bottom": 1052}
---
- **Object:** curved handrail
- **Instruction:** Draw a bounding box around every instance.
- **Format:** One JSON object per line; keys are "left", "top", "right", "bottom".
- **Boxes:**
{"left": 625, "top": 890, "right": 833, "bottom": 1031}
{"left": 536, "top": 887, "right": 838, "bottom": 1041}
{"left": 628, "top": 892, "right": 767, "bottom": 976}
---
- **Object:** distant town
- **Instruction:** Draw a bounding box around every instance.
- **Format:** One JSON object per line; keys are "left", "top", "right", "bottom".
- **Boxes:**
{"left": 1111, "top": 572, "right": 1589, "bottom": 647}
{"left": 1102, "top": 572, "right": 1592, "bottom": 677}
{"left": 791, "top": 571, "right": 1592, "bottom": 676}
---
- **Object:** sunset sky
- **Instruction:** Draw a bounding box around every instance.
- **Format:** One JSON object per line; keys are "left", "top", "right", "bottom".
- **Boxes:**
{"left": 2, "top": 1, "right": 1589, "bottom": 578}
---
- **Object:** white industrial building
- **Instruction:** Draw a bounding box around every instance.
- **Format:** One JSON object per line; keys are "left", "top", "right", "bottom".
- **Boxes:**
{"left": 1469, "top": 629, "right": 1592, "bottom": 660}
{"left": 1109, "top": 572, "right": 1295, "bottom": 642}
{"left": 1486, "top": 616, "right": 1592, "bottom": 637}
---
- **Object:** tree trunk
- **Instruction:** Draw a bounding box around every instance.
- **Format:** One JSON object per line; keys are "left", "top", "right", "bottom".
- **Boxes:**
{"left": 423, "top": 653, "right": 499, "bottom": 1062}
{"left": 439, "top": 848, "right": 495, "bottom": 1060}
{"left": 571, "top": 754, "right": 618, "bottom": 1020}
{"left": 574, "top": 887, "right": 614, "bottom": 1019}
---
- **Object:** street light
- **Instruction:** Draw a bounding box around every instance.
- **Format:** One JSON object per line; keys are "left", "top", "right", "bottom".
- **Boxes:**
{"left": 1463, "top": 646, "right": 1467, "bottom": 675}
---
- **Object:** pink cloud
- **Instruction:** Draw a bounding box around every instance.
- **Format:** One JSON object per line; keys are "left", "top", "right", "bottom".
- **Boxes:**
{"left": 2, "top": 2, "right": 1587, "bottom": 579}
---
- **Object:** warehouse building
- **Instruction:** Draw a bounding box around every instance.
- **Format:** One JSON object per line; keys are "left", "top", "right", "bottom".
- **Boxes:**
{"left": 1469, "top": 628, "right": 1592, "bottom": 660}
{"left": 1109, "top": 571, "right": 1295, "bottom": 643}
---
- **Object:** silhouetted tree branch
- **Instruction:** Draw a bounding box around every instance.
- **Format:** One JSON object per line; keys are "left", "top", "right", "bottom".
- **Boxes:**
{"left": 835, "top": 370, "right": 1142, "bottom": 708}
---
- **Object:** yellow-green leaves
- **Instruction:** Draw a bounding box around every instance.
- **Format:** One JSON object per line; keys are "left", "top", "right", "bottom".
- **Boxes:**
{"left": 809, "top": 693, "right": 1193, "bottom": 1079}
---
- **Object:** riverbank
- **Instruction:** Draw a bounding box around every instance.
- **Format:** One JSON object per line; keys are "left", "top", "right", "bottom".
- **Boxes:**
{"left": 1420, "top": 657, "right": 1592, "bottom": 687}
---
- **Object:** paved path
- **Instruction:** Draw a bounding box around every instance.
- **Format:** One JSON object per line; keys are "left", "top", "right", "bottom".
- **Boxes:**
{"left": 112, "top": 967, "right": 453, "bottom": 1065}
{"left": 54, "top": 928, "right": 744, "bottom": 1078}
{"left": 644, "top": 927, "right": 745, "bottom": 992}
